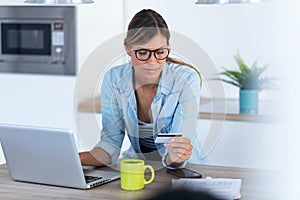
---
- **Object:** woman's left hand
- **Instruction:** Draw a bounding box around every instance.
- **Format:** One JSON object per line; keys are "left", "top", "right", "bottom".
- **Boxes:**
{"left": 164, "top": 137, "right": 193, "bottom": 167}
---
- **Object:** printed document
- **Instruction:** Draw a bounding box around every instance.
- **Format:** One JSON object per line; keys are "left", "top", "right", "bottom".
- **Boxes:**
{"left": 171, "top": 177, "right": 242, "bottom": 199}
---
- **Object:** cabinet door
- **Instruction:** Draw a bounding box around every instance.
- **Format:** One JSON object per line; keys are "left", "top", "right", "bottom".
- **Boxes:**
{"left": 76, "top": 112, "right": 131, "bottom": 153}
{"left": 0, "top": 143, "right": 5, "bottom": 165}
{"left": 197, "top": 119, "right": 286, "bottom": 169}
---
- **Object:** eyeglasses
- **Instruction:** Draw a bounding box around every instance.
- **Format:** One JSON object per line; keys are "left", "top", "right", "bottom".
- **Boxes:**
{"left": 133, "top": 48, "right": 170, "bottom": 61}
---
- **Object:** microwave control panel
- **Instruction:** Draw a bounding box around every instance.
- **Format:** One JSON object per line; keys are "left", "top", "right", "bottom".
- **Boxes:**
{"left": 52, "top": 22, "right": 64, "bottom": 60}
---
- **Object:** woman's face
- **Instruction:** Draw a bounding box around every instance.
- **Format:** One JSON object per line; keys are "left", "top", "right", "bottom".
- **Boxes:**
{"left": 126, "top": 33, "right": 169, "bottom": 85}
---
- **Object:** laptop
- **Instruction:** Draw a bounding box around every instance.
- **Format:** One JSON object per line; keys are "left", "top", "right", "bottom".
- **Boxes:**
{"left": 0, "top": 123, "right": 120, "bottom": 189}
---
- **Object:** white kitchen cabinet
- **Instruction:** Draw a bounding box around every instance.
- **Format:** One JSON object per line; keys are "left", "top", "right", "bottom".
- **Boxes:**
{"left": 198, "top": 119, "right": 286, "bottom": 170}
{"left": 75, "top": 112, "right": 131, "bottom": 157}
{"left": 0, "top": 144, "right": 4, "bottom": 164}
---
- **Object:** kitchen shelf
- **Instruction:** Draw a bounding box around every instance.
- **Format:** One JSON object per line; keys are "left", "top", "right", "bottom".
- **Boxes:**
{"left": 78, "top": 98, "right": 278, "bottom": 123}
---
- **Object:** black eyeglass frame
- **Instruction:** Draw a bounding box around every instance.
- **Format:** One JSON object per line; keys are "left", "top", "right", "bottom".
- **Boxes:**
{"left": 133, "top": 48, "right": 170, "bottom": 61}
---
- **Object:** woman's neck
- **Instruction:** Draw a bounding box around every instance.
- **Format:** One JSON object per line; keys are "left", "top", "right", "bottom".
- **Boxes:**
{"left": 133, "top": 72, "right": 160, "bottom": 90}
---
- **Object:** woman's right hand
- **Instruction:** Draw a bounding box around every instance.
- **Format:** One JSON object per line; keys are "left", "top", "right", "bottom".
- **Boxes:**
{"left": 164, "top": 137, "right": 193, "bottom": 167}
{"left": 79, "top": 148, "right": 111, "bottom": 166}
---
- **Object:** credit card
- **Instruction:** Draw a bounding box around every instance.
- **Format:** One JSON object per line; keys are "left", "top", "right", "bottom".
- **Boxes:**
{"left": 154, "top": 133, "right": 182, "bottom": 143}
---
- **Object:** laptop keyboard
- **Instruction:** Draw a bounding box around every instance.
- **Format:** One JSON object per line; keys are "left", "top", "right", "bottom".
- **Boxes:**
{"left": 85, "top": 175, "right": 103, "bottom": 183}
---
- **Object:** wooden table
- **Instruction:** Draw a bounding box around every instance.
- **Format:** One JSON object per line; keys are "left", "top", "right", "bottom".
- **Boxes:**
{"left": 0, "top": 164, "right": 285, "bottom": 200}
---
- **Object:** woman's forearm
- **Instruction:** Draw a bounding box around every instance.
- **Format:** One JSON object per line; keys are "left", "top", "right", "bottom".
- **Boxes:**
{"left": 79, "top": 147, "right": 111, "bottom": 166}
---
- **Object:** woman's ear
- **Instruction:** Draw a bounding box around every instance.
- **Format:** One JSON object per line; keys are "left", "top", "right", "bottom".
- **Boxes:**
{"left": 125, "top": 46, "right": 131, "bottom": 56}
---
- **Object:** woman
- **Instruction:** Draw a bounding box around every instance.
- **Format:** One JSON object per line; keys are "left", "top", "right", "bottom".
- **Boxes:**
{"left": 80, "top": 9, "right": 204, "bottom": 168}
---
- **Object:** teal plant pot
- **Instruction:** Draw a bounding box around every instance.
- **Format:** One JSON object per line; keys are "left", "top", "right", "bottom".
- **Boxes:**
{"left": 239, "top": 89, "right": 259, "bottom": 115}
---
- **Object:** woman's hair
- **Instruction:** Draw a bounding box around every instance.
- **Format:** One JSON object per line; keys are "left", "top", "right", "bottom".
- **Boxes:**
{"left": 124, "top": 9, "right": 202, "bottom": 86}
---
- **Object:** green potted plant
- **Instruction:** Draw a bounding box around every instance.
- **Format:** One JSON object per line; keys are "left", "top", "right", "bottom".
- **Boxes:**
{"left": 215, "top": 52, "right": 274, "bottom": 115}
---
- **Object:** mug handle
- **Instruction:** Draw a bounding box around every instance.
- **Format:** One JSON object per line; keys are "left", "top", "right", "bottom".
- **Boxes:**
{"left": 144, "top": 165, "right": 155, "bottom": 185}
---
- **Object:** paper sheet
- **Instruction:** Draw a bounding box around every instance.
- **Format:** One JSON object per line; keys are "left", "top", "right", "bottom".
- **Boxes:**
{"left": 171, "top": 177, "right": 242, "bottom": 200}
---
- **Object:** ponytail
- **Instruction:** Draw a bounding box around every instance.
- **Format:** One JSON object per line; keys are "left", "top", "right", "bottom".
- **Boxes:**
{"left": 166, "top": 57, "right": 202, "bottom": 88}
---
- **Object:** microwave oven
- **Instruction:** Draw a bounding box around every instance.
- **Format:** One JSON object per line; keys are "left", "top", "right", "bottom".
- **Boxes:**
{"left": 0, "top": 5, "right": 77, "bottom": 75}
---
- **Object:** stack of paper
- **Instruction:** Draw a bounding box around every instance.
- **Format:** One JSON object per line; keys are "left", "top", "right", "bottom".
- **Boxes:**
{"left": 171, "top": 177, "right": 242, "bottom": 199}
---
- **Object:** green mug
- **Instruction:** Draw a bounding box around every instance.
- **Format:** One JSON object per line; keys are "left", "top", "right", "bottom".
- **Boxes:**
{"left": 120, "top": 159, "right": 155, "bottom": 190}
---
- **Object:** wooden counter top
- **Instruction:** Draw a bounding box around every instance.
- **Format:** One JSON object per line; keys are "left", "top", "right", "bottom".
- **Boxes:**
{"left": 78, "top": 98, "right": 278, "bottom": 123}
{"left": 0, "top": 164, "right": 284, "bottom": 200}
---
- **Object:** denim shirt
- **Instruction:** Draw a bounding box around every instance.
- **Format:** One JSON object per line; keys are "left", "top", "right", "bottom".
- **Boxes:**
{"left": 95, "top": 62, "right": 207, "bottom": 168}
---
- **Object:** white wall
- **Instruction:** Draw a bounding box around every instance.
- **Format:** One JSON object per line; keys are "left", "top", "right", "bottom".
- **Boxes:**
{"left": 284, "top": 1, "right": 300, "bottom": 198}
